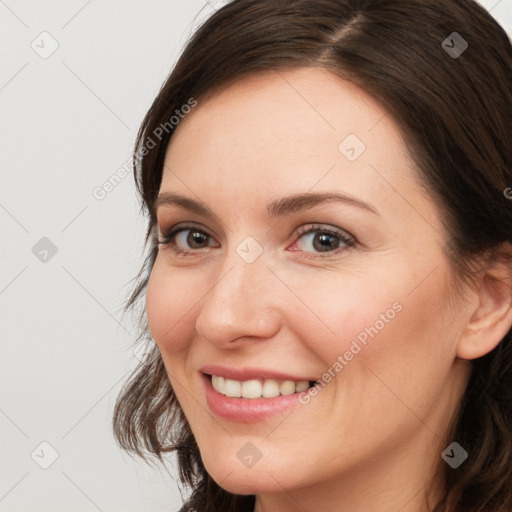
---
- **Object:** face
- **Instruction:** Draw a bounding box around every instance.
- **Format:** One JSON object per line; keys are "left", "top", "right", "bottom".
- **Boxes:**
{"left": 145, "top": 68, "right": 471, "bottom": 506}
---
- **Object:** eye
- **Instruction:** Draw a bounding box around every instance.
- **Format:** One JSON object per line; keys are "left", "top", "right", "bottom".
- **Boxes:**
{"left": 157, "top": 222, "right": 355, "bottom": 258}
{"left": 289, "top": 224, "right": 355, "bottom": 256}
{"left": 158, "top": 224, "right": 218, "bottom": 254}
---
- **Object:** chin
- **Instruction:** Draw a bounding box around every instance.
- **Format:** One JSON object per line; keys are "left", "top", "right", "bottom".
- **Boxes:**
{"left": 202, "top": 455, "right": 297, "bottom": 496}
{"left": 210, "top": 472, "right": 282, "bottom": 496}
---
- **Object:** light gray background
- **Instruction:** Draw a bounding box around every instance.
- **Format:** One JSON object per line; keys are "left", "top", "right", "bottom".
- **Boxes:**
{"left": 1, "top": 1, "right": 511, "bottom": 511}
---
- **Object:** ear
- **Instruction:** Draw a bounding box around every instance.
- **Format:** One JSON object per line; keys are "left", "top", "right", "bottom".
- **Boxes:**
{"left": 456, "top": 245, "right": 512, "bottom": 360}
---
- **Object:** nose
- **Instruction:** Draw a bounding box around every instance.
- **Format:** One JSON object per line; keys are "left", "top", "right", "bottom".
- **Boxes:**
{"left": 195, "top": 249, "right": 281, "bottom": 347}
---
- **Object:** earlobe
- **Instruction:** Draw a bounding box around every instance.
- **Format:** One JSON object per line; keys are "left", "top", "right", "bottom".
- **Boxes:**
{"left": 456, "top": 248, "right": 512, "bottom": 360}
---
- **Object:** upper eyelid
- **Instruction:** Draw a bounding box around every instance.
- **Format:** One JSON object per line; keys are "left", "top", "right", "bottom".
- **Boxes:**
{"left": 157, "top": 223, "right": 215, "bottom": 244}
{"left": 296, "top": 223, "right": 354, "bottom": 239}
{"left": 157, "top": 221, "right": 348, "bottom": 236}
{"left": 156, "top": 220, "right": 219, "bottom": 239}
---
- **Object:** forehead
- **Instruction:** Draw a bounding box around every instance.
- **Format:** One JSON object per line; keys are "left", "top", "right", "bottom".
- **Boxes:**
{"left": 160, "top": 67, "right": 439, "bottom": 232}
{"left": 167, "top": 67, "right": 395, "bottom": 159}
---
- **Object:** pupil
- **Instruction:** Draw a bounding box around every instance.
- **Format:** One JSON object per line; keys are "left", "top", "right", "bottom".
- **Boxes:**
{"left": 314, "top": 233, "right": 339, "bottom": 252}
{"left": 189, "top": 231, "right": 206, "bottom": 248}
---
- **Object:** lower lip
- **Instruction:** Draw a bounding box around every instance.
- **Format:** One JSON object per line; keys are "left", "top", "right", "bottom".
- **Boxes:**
{"left": 202, "top": 373, "right": 304, "bottom": 423}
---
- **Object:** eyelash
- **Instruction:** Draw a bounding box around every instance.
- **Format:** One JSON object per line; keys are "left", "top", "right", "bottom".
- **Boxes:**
{"left": 157, "top": 223, "right": 356, "bottom": 258}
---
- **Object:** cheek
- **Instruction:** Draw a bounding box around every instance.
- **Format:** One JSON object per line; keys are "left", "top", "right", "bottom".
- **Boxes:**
{"left": 145, "top": 260, "right": 199, "bottom": 354}
{"left": 299, "top": 260, "right": 457, "bottom": 397}
{"left": 284, "top": 269, "right": 404, "bottom": 365}
{"left": 145, "top": 266, "right": 168, "bottom": 343}
{"left": 338, "top": 265, "right": 460, "bottom": 417}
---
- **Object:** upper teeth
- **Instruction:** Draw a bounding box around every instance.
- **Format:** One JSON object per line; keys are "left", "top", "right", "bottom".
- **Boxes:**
{"left": 211, "top": 375, "right": 310, "bottom": 399}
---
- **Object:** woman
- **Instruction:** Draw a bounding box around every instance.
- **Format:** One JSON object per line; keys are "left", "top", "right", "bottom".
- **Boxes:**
{"left": 113, "top": 1, "right": 512, "bottom": 510}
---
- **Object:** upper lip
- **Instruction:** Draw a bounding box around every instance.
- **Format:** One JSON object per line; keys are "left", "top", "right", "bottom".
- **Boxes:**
{"left": 200, "top": 364, "right": 317, "bottom": 382}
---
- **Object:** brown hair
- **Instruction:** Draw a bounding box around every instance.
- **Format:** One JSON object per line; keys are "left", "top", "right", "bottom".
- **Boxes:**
{"left": 112, "top": 1, "right": 512, "bottom": 510}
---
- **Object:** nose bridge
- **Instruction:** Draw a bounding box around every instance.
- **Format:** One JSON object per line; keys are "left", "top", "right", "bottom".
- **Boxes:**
{"left": 195, "top": 242, "right": 280, "bottom": 344}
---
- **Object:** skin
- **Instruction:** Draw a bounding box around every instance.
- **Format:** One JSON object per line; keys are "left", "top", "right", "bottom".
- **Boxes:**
{"left": 145, "top": 68, "right": 512, "bottom": 512}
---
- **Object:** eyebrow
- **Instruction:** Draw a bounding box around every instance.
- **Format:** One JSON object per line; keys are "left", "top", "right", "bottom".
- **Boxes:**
{"left": 154, "top": 191, "right": 379, "bottom": 219}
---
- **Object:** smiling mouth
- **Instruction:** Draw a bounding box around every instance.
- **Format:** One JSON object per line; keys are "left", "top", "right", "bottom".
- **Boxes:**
{"left": 206, "top": 373, "right": 317, "bottom": 399}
